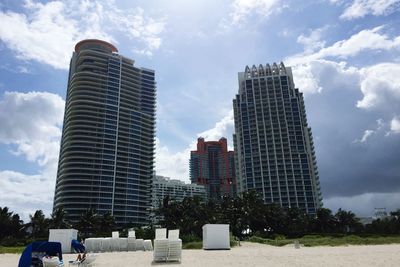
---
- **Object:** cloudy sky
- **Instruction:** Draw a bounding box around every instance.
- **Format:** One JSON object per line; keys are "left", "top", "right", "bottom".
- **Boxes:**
{"left": 0, "top": 0, "right": 400, "bottom": 220}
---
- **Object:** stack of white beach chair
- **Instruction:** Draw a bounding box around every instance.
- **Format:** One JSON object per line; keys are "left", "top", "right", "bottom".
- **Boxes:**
{"left": 153, "top": 228, "right": 182, "bottom": 262}
{"left": 84, "top": 230, "right": 153, "bottom": 253}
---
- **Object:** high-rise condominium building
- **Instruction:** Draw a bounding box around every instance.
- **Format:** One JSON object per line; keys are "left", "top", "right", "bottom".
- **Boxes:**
{"left": 190, "top": 137, "right": 236, "bottom": 200}
{"left": 53, "top": 39, "right": 156, "bottom": 225}
{"left": 233, "top": 63, "right": 322, "bottom": 214}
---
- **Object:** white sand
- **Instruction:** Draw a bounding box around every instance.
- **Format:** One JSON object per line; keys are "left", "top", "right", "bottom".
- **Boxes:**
{"left": 1, "top": 242, "right": 400, "bottom": 267}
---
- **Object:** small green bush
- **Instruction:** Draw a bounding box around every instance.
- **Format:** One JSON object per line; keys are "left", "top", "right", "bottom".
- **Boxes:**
{"left": 183, "top": 241, "right": 203, "bottom": 249}
{"left": 230, "top": 233, "right": 238, "bottom": 247}
{"left": 0, "top": 246, "right": 25, "bottom": 254}
{"left": 248, "top": 234, "right": 400, "bottom": 247}
{"left": 247, "top": 236, "right": 292, "bottom": 246}
{"left": 274, "top": 235, "right": 286, "bottom": 240}
{"left": 181, "top": 234, "right": 201, "bottom": 243}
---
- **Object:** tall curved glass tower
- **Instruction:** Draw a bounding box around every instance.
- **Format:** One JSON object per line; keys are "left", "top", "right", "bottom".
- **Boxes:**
{"left": 233, "top": 63, "right": 322, "bottom": 214}
{"left": 53, "top": 39, "right": 156, "bottom": 226}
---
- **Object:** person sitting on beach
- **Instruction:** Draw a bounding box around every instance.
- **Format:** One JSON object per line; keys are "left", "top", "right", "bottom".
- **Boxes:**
{"left": 76, "top": 252, "right": 87, "bottom": 262}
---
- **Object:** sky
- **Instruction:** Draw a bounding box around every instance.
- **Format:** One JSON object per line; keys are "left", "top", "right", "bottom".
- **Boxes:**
{"left": 0, "top": 0, "right": 400, "bottom": 220}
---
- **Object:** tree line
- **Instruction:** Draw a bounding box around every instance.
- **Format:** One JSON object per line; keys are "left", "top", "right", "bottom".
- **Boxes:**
{"left": 0, "top": 207, "right": 118, "bottom": 246}
{"left": 157, "top": 191, "right": 400, "bottom": 241}
{"left": 1, "top": 191, "right": 400, "bottom": 246}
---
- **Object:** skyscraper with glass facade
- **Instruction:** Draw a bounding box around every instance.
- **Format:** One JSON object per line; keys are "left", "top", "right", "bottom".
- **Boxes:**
{"left": 53, "top": 39, "right": 156, "bottom": 225}
{"left": 233, "top": 62, "right": 322, "bottom": 214}
{"left": 190, "top": 137, "right": 236, "bottom": 200}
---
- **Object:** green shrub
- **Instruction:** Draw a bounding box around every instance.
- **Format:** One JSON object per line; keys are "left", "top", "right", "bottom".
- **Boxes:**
{"left": 230, "top": 233, "right": 238, "bottom": 247}
{"left": 299, "top": 235, "right": 400, "bottom": 247}
{"left": 248, "top": 234, "right": 400, "bottom": 247}
{"left": 183, "top": 241, "right": 203, "bottom": 249}
{"left": 274, "top": 234, "right": 286, "bottom": 240}
{"left": 181, "top": 234, "right": 201, "bottom": 243}
{"left": 0, "top": 246, "right": 25, "bottom": 254}
{"left": 247, "top": 236, "right": 292, "bottom": 246}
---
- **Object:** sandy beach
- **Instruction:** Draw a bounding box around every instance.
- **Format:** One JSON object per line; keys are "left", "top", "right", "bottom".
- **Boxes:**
{"left": 1, "top": 242, "right": 400, "bottom": 267}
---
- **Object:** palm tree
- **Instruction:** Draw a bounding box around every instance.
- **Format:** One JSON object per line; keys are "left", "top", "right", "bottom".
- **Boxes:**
{"left": 180, "top": 196, "right": 207, "bottom": 237}
{"left": 27, "top": 210, "right": 49, "bottom": 239}
{"left": 220, "top": 195, "right": 247, "bottom": 240}
{"left": 284, "top": 206, "right": 310, "bottom": 237}
{"left": 263, "top": 203, "right": 286, "bottom": 237}
{"left": 0, "top": 207, "right": 13, "bottom": 240}
{"left": 390, "top": 209, "right": 400, "bottom": 220}
{"left": 335, "top": 208, "right": 361, "bottom": 233}
{"left": 311, "top": 208, "right": 337, "bottom": 233}
{"left": 0, "top": 207, "right": 24, "bottom": 240}
{"left": 75, "top": 209, "right": 99, "bottom": 238}
{"left": 49, "top": 208, "right": 70, "bottom": 229}
{"left": 239, "top": 191, "right": 265, "bottom": 235}
{"left": 98, "top": 212, "right": 116, "bottom": 234}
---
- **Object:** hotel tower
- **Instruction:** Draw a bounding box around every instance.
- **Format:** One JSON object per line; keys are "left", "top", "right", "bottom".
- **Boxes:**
{"left": 53, "top": 39, "right": 156, "bottom": 225}
{"left": 233, "top": 63, "right": 322, "bottom": 214}
{"left": 190, "top": 137, "right": 236, "bottom": 200}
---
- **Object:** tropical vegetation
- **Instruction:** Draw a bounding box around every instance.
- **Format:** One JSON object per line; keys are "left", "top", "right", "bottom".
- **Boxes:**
{"left": 1, "top": 191, "right": 400, "bottom": 250}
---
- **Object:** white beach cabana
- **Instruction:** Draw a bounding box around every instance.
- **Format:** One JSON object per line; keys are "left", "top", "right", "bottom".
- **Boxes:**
{"left": 202, "top": 224, "right": 230, "bottom": 250}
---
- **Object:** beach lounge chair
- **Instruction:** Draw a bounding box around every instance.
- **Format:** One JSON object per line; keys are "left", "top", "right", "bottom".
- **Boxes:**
{"left": 118, "top": 238, "right": 128, "bottom": 251}
{"left": 167, "top": 229, "right": 182, "bottom": 262}
{"left": 100, "top": 238, "right": 110, "bottom": 252}
{"left": 127, "top": 231, "right": 136, "bottom": 251}
{"left": 42, "top": 257, "right": 64, "bottom": 267}
{"left": 92, "top": 238, "right": 102, "bottom": 253}
{"left": 110, "top": 238, "right": 119, "bottom": 252}
{"left": 84, "top": 238, "right": 93, "bottom": 252}
{"left": 128, "top": 230, "right": 136, "bottom": 238}
{"left": 112, "top": 231, "right": 119, "bottom": 238}
{"left": 135, "top": 239, "right": 145, "bottom": 251}
{"left": 144, "top": 240, "right": 153, "bottom": 251}
{"left": 153, "top": 228, "right": 168, "bottom": 262}
{"left": 110, "top": 232, "right": 120, "bottom": 251}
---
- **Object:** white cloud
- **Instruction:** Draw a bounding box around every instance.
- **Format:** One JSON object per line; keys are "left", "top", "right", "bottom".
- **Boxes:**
{"left": 288, "top": 26, "right": 400, "bottom": 66}
{"left": 357, "top": 63, "right": 400, "bottom": 109}
{"left": 297, "top": 26, "right": 328, "bottom": 53}
{"left": 0, "top": 0, "right": 165, "bottom": 69}
{"left": 1, "top": 64, "right": 31, "bottom": 74}
{"left": 353, "top": 119, "right": 388, "bottom": 143}
{"left": 223, "top": 0, "right": 284, "bottom": 26}
{"left": 287, "top": 27, "right": 400, "bottom": 113}
{"left": 17, "top": 66, "right": 30, "bottom": 73}
{"left": 0, "top": 91, "right": 64, "bottom": 145}
{"left": 340, "top": 0, "right": 400, "bottom": 20}
{"left": 0, "top": 91, "right": 65, "bottom": 218}
{"left": 156, "top": 111, "right": 234, "bottom": 182}
{"left": 291, "top": 60, "right": 359, "bottom": 95}
{"left": 358, "top": 129, "right": 374, "bottom": 143}
{"left": 390, "top": 116, "right": 400, "bottom": 134}
{"left": 291, "top": 63, "right": 322, "bottom": 94}
{"left": 197, "top": 110, "right": 234, "bottom": 146}
{"left": 324, "top": 192, "right": 400, "bottom": 217}
{"left": 318, "top": 26, "right": 400, "bottom": 58}
{"left": 0, "top": 170, "right": 56, "bottom": 220}
{"left": 291, "top": 59, "right": 400, "bottom": 114}
{"left": 155, "top": 138, "right": 192, "bottom": 183}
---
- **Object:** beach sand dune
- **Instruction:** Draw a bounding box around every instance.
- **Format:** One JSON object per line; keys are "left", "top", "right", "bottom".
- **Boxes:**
{"left": 1, "top": 242, "right": 399, "bottom": 267}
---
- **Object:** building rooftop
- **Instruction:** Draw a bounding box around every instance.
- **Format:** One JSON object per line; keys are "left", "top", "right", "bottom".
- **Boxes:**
{"left": 75, "top": 39, "right": 118, "bottom": 53}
